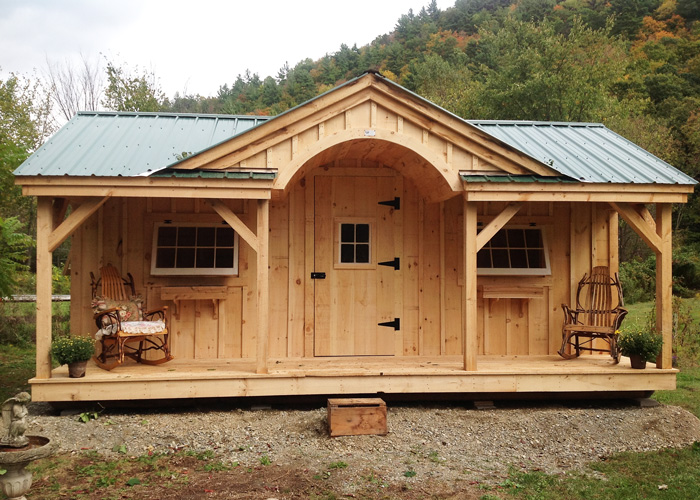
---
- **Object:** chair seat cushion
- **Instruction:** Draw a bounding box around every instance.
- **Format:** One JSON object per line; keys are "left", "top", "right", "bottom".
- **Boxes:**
{"left": 121, "top": 320, "right": 166, "bottom": 334}
{"left": 95, "top": 320, "right": 166, "bottom": 339}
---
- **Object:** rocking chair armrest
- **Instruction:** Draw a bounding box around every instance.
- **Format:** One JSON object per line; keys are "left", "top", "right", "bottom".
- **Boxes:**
{"left": 561, "top": 304, "right": 584, "bottom": 325}
{"left": 611, "top": 306, "right": 628, "bottom": 329}
{"left": 144, "top": 306, "right": 168, "bottom": 322}
{"left": 94, "top": 308, "right": 123, "bottom": 330}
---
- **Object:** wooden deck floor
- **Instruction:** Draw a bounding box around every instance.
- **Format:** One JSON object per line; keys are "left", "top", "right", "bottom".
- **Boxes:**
{"left": 29, "top": 355, "right": 677, "bottom": 402}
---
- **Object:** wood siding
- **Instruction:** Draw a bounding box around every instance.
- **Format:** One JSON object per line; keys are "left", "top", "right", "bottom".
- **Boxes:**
{"left": 70, "top": 171, "right": 617, "bottom": 361}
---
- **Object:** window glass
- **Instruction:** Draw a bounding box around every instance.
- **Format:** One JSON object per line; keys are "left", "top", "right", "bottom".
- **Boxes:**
{"left": 477, "top": 226, "right": 550, "bottom": 275}
{"left": 152, "top": 223, "right": 239, "bottom": 275}
{"left": 338, "top": 222, "right": 372, "bottom": 265}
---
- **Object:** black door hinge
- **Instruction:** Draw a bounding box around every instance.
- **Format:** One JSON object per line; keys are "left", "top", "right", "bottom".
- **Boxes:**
{"left": 378, "top": 197, "right": 400, "bottom": 210}
{"left": 311, "top": 272, "right": 326, "bottom": 280}
{"left": 378, "top": 257, "right": 400, "bottom": 270}
{"left": 378, "top": 318, "right": 400, "bottom": 331}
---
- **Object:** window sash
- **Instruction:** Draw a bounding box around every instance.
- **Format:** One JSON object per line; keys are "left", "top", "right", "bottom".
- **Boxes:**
{"left": 151, "top": 223, "right": 239, "bottom": 276}
{"left": 477, "top": 226, "right": 550, "bottom": 276}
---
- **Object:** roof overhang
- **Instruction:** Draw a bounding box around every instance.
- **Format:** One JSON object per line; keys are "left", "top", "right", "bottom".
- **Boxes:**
{"left": 17, "top": 174, "right": 275, "bottom": 199}
{"left": 462, "top": 179, "right": 693, "bottom": 203}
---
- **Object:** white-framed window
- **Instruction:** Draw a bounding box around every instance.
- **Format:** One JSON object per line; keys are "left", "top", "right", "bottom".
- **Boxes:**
{"left": 151, "top": 222, "right": 239, "bottom": 276}
{"left": 477, "top": 226, "right": 550, "bottom": 275}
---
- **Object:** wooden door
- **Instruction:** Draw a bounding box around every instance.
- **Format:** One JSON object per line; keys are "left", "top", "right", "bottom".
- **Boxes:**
{"left": 314, "top": 174, "right": 401, "bottom": 356}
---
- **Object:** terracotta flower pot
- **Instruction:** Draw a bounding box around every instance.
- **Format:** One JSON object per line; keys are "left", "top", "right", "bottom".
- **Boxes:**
{"left": 68, "top": 360, "right": 88, "bottom": 378}
{"left": 629, "top": 355, "right": 647, "bottom": 369}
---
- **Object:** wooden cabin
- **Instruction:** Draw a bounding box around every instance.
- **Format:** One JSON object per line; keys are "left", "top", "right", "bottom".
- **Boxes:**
{"left": 15, "top": 72, "right": 696, "bottom": 402}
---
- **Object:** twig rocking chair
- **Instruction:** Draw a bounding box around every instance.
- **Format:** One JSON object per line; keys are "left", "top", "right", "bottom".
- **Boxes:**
{"left": 91, "top": 264, "right": 173, "bottom": 370}
{"left": 558, "top": 266, "right": 628, "bottom": 362}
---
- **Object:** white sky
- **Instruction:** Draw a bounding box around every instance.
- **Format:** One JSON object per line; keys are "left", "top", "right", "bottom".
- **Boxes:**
{"left": 1, "top": 0, "right": 453, "bottom": 98}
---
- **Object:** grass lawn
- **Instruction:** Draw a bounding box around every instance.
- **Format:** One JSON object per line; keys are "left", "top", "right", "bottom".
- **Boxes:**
{"left": 0, "top": 343, "right": 35, "bottom": 402}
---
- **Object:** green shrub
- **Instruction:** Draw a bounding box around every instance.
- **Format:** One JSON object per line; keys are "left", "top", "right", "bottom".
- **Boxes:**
{"left": 51, "top": 335, "right": 95, "bottom": 365}
{"left": 618, "top": 329, "right": 663, "bottom": 362}
{"left": 619, "top": 256, "right": 655, "bottom": 304}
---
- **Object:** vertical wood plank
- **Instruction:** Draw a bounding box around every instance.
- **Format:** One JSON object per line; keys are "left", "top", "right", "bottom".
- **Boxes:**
{"left": 439, "top": 201, "right": 446, "bottom": 355}
{"left": 304, "top": 175, "right": 316, "bottom": 357}
{"left": 69, "top": 210, "right": 84, "bottom": 346}
{"left": 257, "top": 199, "right": 270, "bottom": 373}
{"left": 269, "top": 197, "right": 289, "bottom": 357}
{"left": 36, "top": 197, "right": 53, "bottom": 379}
{"left": 463, "top": 198, "right": 478, "bottom": 371}
{"left": 609, "top": 210, "right": 619, "bottom": 275}
{"left": 417, "top": 199, "right": 425, "bottom": 355}
{"left": 288, "top": 183, "right": 306, "bottom": 358}
{"left": 392, "top": 175, "right": 404, "bottom": 356}
{"left": 656, "top": 203, "right": 673, "bottom": 368}
{"left": 551, "top": 202, "right": 570, "bottom": 354}
{"left": 402, "top": 180, "right": 420, "bottom": 356}
{"left": 421, "top": 202, "right": 441, "bottom": 355}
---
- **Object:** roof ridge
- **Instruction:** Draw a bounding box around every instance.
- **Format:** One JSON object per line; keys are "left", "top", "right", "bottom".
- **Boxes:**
{"left": 76, "top": 110, "right": 272, "bottom": 120}
{"left": 467, "top": 120, "right": 604, "bottom": 127}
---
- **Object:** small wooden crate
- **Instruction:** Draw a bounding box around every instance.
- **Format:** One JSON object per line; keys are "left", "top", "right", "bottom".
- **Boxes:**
{"left": 327, "top": 398, "right": 387, "bottom": 437}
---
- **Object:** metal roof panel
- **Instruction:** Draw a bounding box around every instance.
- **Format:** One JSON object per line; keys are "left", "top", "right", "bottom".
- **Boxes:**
{"left": 14, "top": 112, "right": 271, "bottom": 177}
{"left": 468, "top": 121, "right": 696, "bottom": 185}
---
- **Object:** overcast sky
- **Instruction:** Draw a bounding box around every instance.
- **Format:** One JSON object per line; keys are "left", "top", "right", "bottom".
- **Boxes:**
{"left": 1, "top": 0, "right": 453, "bottom": 98}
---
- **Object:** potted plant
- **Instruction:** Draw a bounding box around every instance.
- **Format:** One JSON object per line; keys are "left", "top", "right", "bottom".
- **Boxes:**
{"left": 617, "top": 330, "right": 663, "bottom": 369}
{"left": 51, "top": 335, "right": 96, "bottom": 378}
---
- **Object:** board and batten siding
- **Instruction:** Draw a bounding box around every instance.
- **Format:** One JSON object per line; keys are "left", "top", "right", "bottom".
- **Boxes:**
{"left": 69, "top": 181, "right": 618, "bottom": 361}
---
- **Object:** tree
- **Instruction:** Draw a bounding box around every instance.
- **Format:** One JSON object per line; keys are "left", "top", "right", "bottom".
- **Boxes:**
{"left": 465, "top": 17, "right": 627, "bottom": 122}
{"left": 102, "top": 60, "right": 167, "bottom": 112}
{"left": 0, "top": 216, "right": 34, "bottom": 297}
{"left": 0, "top": 72, "right": 53, "bottom": 222}
{"left": 45, "top": 54, "right": 103, "bottom": 121}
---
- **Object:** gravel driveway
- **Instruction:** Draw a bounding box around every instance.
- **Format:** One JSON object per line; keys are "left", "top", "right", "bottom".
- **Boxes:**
{"left": 26, "top": 399, "right": 700, "bottom": 485}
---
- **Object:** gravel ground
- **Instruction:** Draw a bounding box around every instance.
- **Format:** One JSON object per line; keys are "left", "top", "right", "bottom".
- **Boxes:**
{"left": 25, "top": 399, "right": 700, "bottom": 485}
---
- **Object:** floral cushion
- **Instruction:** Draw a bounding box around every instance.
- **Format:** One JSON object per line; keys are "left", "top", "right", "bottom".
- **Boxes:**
{"left": 95, "top": 320, "right": 166, "bottom": 340}
{"left": 121, "top": 320, "right": 166, "bottom": 334}
{"left": 91, "top": 295, "right": 144, "bottom": 325}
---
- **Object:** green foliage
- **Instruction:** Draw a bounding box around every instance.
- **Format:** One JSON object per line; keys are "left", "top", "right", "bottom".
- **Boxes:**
{"left": 619, "top": 255, "right": 656, "bottom": 304}
{"left": 78, "top": 411, "right": 100, "bottom": 423}
{"left": 0, "top": 343, "right": 34, "bottom": 401}
{"left": 464, "top": 17, "right": 627, "bottom": 122}
{"left": 0, "top": 72, "right": 52, "bottom": 223}
{"left": 103, "top": 60, "right": 167, "bottom": 112}
{"left": 618, "top": 329, "right": 664, "bottom": 361}
{"left": 0, "top": 216, "right": 34, "bottom": 297}
{"left": 51, "top": 334, "right": 96, "bottom": 365}
{"left": 259, "top": 454, "right": 272, "bottom": 466}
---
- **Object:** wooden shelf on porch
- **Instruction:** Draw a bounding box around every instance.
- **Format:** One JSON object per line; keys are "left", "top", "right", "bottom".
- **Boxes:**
{"left": 160, "top": 286, "right": 229, "bottom": 319}
{"left": 481, "top": 285, "right": 544, "bottom": 299}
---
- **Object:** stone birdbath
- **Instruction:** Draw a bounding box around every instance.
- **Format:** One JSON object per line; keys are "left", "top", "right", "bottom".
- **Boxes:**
{"left": 0, "top": 392, "right": 56, "bottom": 500}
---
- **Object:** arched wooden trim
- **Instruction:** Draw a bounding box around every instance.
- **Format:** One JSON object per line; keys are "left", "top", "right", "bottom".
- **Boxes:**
{"left": 273, "top": 128, "right": 461, "bottom": 195}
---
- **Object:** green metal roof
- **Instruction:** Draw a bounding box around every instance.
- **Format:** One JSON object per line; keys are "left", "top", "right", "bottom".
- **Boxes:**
{"left": 150, "top": 170, "right": 276, "bottom": 179}
{"left": 14, "top": 111, "right": 271, "bottom": 177}
{"left": 467, "top": 121, "right": 696, "bottom": 185}
{"left": 461, "top": 174, "right": 577, "bottom": 183}
{"left": 13, "top": 73, "right": 697, "bottom": 187}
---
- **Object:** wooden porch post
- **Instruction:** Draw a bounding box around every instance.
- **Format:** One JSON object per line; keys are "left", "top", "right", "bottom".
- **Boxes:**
{"left": 256, "top": 199, "right": 270, "bottom": 374}
{"left": 463, "top": 196, "right": 478, "bottom": 371}
{"left": 655, "top": 203, "right": 673, "bottom": 369}
{"left": 35, "top": 197, "right": 53, "bottom": 379}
